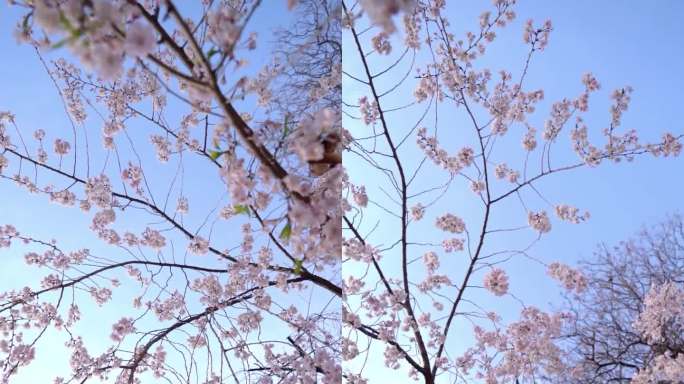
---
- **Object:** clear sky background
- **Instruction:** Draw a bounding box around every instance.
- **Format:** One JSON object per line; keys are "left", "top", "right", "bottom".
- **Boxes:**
{"left": 342, "top": 0, "right": 684, "bottom": 382}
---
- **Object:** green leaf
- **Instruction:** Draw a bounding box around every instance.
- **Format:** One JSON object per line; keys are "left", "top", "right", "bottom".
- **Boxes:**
{"left": 293, "top": 259, "right": 303, "bottom": 275}
{"left": 207, "top": 47, "right": 218, "bottom": 59}
{"left": 233, "top": 205, "right": 250, "bottom": 215}
{"left": 51, "top": 37, "right": 71, "bottom": 50}
{"left": 208, "top": 150, "right": 222, "bottom": 160}
{"left": 282, "top": 115, "right": 290, "bottom": 137}
{"left": 59, "top": 12, "right": 77, "bottom": 34}
{"left": 279, "top": 222, "right": 292, "bottom": 241}
{"left": 50, "top": 11, "right": 82, "bottom": 50}
{"left": 22, "top": 14, "right": 30, "bottom": 32}
{"left": 51, "top": 33, "right": 82, "bottom": 49}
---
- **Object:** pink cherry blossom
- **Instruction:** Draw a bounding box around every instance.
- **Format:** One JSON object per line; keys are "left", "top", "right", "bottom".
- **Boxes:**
{"left": 483, "top": 268, "right": 509, "bottom": 296}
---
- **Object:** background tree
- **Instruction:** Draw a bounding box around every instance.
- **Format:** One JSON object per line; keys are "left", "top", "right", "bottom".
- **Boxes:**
{"left": 341, "top": 1, "right": 682, "bottom": 383}
{"left": 0, "top": 1, "right": 341, "bottom": 383}
{"left": 561, "top": 214, "right": 684, "bottom": 383}
{"left": 272, "top": 0, "right": 342, "bottom": 118}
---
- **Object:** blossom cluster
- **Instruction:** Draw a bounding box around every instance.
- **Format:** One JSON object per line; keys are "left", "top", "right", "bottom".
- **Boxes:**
{"left": 483, "top": 268, "right": 509, "bottom": 296}
{"left": 546, "top": 262, "right": 587, "bottom": 294}
{"left": 633, "top": 281, "right": 684, "bottom": 345}
{"left": 435, "top": 213, "right": 466, "bottom": 233}
{"left": 358, "top": 96, "right": 379, "bottom": 125}
{"left": 458, "top": 307, "right": 570, "bottom": 381}
{"left": 359, "top": 0, "right": 415, "bottom": 33}
{"left": 31, "top": 1, "right": 157, "bottom": 80}
{"left": 528, "top": 211, "right": 551, "bottom": 233}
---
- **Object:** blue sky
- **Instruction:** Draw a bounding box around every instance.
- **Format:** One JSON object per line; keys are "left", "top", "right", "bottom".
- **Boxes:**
{"left": 342, "top": 0, "right": 684, "bottom": 381}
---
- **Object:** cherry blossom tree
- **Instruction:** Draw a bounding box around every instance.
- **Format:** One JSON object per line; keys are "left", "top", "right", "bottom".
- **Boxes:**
{"left": 560, "top": 214, "right": 684, "bottom": 383}
{"left": 2, "top": 0, "right": 684, "bottom": 383}
{"left": 0, "top": 0, "right": 342, "bottom": 383}
{"left": 342, "top": 1, "right": 682, "bottom": 383}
